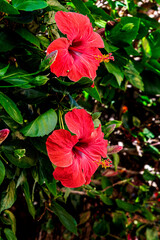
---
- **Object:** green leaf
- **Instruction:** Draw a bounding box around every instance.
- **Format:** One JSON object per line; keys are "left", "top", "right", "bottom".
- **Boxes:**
{"left": 0, "top": 92, "right": 23, "bottom": 124}
{"left": 141, "top": 207, "right": 156, "bottom": 221}
{"left": 125, "top": 0, "right": 136, "bottom": 12}
{"left": 0, "top": 64, "right": 9, "bottom": 77}
{"left": 71, "top": 0, "right": 95, "bottom": 26}
{"left": 4, "top": 210, "right": 17, "bottom": 234}
{"left": 2, "top": 145, "right": 36, "bottom": 168}
{"left": 0, "top": 32, "right": 16, "bottom": 52}
{"left": 100, "top": 194, "right": 113, "bottom": 206}
{"left": 113, "top": 212, "right": 127, "bottom": 229}
{"left": 0, "top": 160, "right": 5, "bottom": 185}
{"left": 12, "top": 0, "right": 48, "bottom": 11}
{"left": 104, "top": 120, "right": 122, "bottom": 128}
{"left": 0, "top": 0, "right": 20, "bottom": 14}
{"left": 16, "top": 28, "right": 40, "bottom": 48}
{"left": 116, "top": 199, "right": 139, "bottom": 213}
{"left": 146, "top": 228, "right": 158, "bottom": 240}
{"left": 51, "top": 201, "right": 77, "bottom": 235}
{"left": 142, "top": 37, "right": 152, "bottom": 59}
{"left": 47, "top": 0, "right": 68, "bottom": 12}
{"left": 39, "top": 157, "right": 56, "bottom": 196}
{"left": 23, "top": 181, "right": 36, "bottom": 218}
{"left": 84, "top": 86, "right": 101, "bottom": 102}
{"left": 143, "top": 170, "right": 156, "bottom": 181}
{"left": 4, "top": 228, "right": 17, "bottom": 240}
{"left": 105, "top": 62, "right": 124, "bottom": 86}
{"left": 124, "top": 61, "right": 144, "bottom": 91}
{"left": 101, "top": 177, "right": 113, "bottom": 196}
{"left": 108, "top": 17, "right": 140, "bottom": 45}
{"left": 86, "top": 1, "right": 113, "bottom": 21}
{"left": 93, "top": 219, "right": 110, "bottom": 236}
{"left": 113, "top": 153, "right": 119, "bottom": 171}
{"left": 21, "top": 109, "right": 57, "bottom": 137}
{"left": 0, "top": 181, "right": 16, "bottom": 213}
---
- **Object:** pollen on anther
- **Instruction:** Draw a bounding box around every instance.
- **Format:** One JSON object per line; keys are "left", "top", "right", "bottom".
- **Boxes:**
{"left": 94, "top": 53, "right": 114, "bottom": 63}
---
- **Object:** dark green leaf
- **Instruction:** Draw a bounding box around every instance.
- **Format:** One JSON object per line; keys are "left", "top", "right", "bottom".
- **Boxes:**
{"left": 143, "top": 170, "right": 156, "bottom": 181}
{"left": 124, "top": 61, "right": 144, "bottom": 91}
{"left": 4, "top": 228, "right": 17, "bottom": 240}
{"left": 0, "top": 92, "right": 23, "bottom": 124}
{"left": 0, "top": 64, "right": 9, "bottom": 77}
{"left": 21, "top": 109, "right": 57, "bottom": 137}
{"left": 16, "top": 28, "right": 40, "bottom": 48}
{"left": 105, "top": 62, "right": 124, "bottom": 86}
{"left": 93, "top": 219, "right": 110, "bottom": 236}
{"left": 141, "top": 208, "right": 156, "bottom": 221}
{"left": 108, "top": 17, "right": 140, "bottom": 45}
{"left": 101, "top": 177, "right": 113, "bottom": 196}
{"left": 0, "top": 0, "right": 20, "bottom": 14}
{"left": 0, "top": 181, "right": 16, "bottom": 213}
{"left": 84, "top": 86, "right": 101, "bottom": 102}
{"left": 116, "top": 199, "right": 139, "bottom": 212}
{"left": 0, "top": 160, "right": 5, "bottom": 185}
{"left": 113, "top": 212, "right": 127, "bottom": 229}
{"left": 12, "top": 0, "right": 48, "bottom": 11}
{"left": 0, "top": 32, "right": 16, "bottom": 52}
{"left": 100, "top": 194, "right": 113, "bottom": 206}
{"left": 2, "top": 145, "right": 36, "bottom": 168}
{"left": 23, "top": 181, "right": 36, "bottom": 218}
{"left": 51, "top": 201, "right": 77, "bottom": 235}
{"left": 39, "top": 157, "right": 56, "bottom": 196}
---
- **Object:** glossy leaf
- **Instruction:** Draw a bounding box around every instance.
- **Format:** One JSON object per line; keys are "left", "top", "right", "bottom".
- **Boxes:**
{"left": 0, "top": 64, "right": 9, "bottom": 77}
{"left": 116, "top": 199, "right": 139, "bottom": 212}
{"left": 124, "top": 61, "right": 144, "bottom": 91}
{"left": 4, "top": 210, "right": 17, "bottom": 234}
{"left": 0, "top": 0, "right": 20, "bottom": 14}
{"left": 20, "top": 109, "right": 57, "bottom": 137}
{"left": 12, "top": 0, "right": 48, "bottom": 11}
{"left": 105, "top": 62, "right": 124, "bottom": 86}
{"left": 0, "top": 160, "right": 5, "bottom": 185}
{"left": 0, "top": 181, "right": 16, "bottom": 213}
{"left": 84, "top": 86, "right": 101, "bottom": 102}
{"left": 51, "top": 201, "right": 78, "bottom": 235}
{"left": 4, "top": 228, "right": 17, "bottom": 240}
{"left": 23, "top": 181, "right": 36, "bottom": 218}
{"left": 16, "top": 28, "right": 41, "bottom": 48}
{"left": 0, "top": 92, "right": 23, "bottom": 124}
{"left": 2, "top": 145, "right": 36, "bottom": 168}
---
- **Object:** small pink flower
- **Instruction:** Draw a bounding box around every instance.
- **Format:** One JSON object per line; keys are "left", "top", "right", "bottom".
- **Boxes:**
{"left": 47, "top": 11, "right": 107, "bottom": 82}
{"left": 46, "top": 109, "right": 108, "bottom": 188}
{"left": 0, "top": 129, "right": 10, "bottom": 144}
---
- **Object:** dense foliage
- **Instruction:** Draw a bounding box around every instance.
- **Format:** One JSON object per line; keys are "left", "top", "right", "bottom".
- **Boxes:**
{"left": 0, "top": 0, "right": 160, "bottom": 239}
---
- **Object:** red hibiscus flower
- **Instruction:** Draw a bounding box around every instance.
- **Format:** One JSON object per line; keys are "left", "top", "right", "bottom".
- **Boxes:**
{"left": 46, "top": 109, "right": 109, "bottom": 188}
{"left": 47, "top": 11, "right": 113, "bottom": 82}
{"left": 0, "top": 129, "right": 10, "bottom": 144}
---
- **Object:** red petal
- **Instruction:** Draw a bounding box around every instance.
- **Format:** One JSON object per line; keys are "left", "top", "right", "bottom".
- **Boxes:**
{"left": 53, "top": 152, "right": 98, "bottom": 188}
{"left": 65, "top": 109, "right": 94, "bottom": 140}
{"left": 76, "top": 125, "right": 108, "bottom": 161}
{"left": 46, "top": 129, "right": 78, "bottom": 167}
{"left": 55, "top": 11, "right": 104, "bottom": 48}
{"left": 68, "top": 48, "right": 102, "bottom": 81}
{"left": 0, "top": 129, "right": 10, "bottom": 144}
{"left": 47, "top": 38, "right": 74, "bottom": 77}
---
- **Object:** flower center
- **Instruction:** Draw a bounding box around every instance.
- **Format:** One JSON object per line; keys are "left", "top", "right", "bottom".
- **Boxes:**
{"left": 95, "top": 158, "right": 112, "bottom": 169}
{"left": 94, "top": 53, "right": 114, "bottom": 63}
